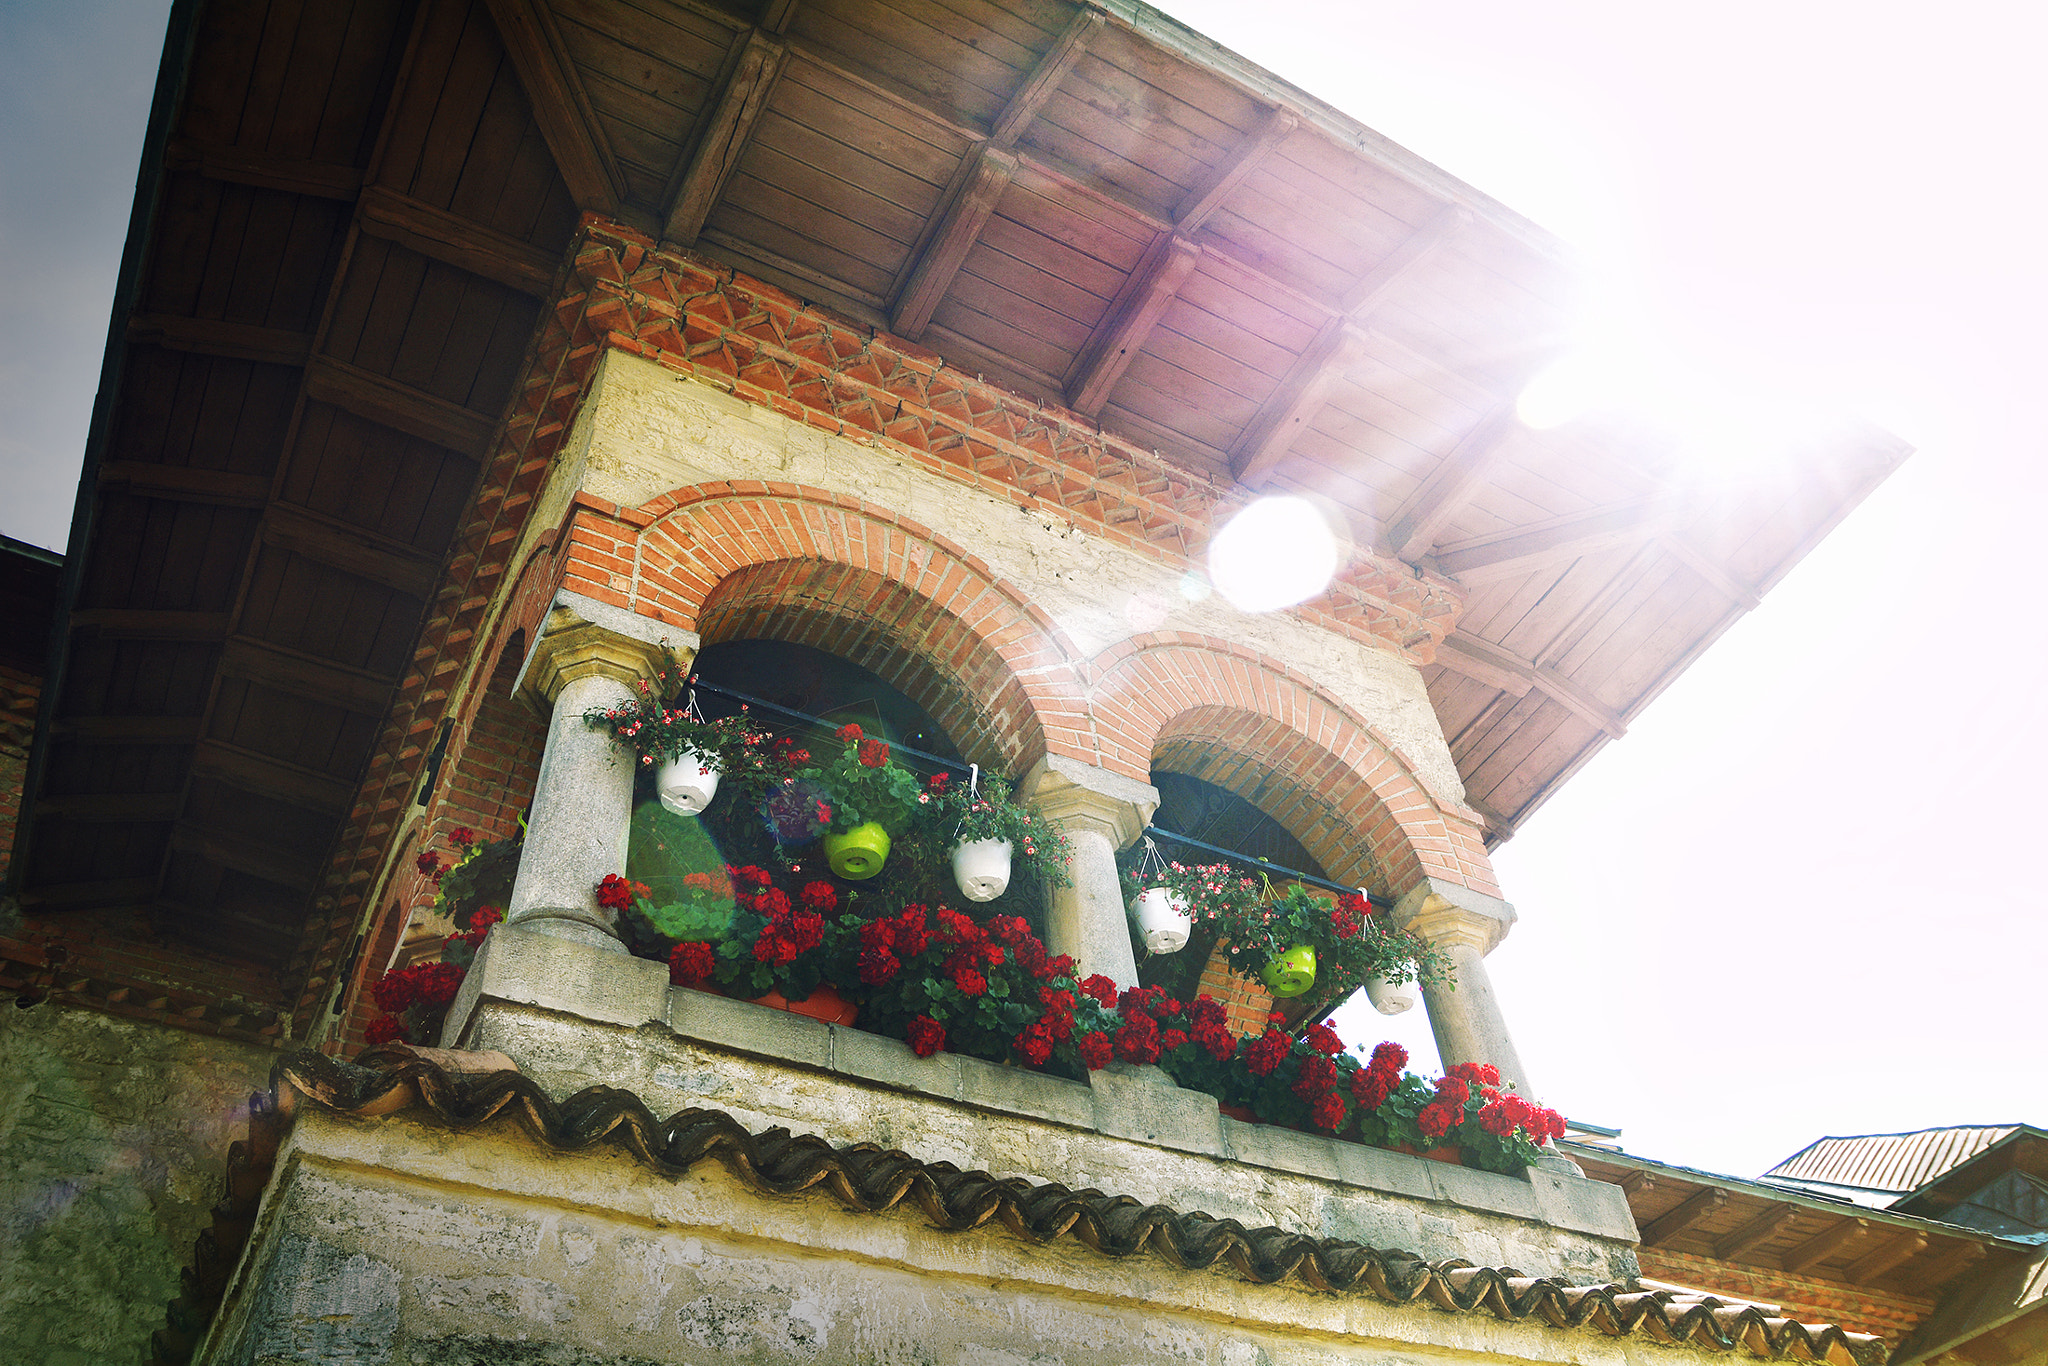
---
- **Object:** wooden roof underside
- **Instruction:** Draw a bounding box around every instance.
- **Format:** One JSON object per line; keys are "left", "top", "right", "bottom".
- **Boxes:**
{"left": 18, "top": 0, "right": 1901, "bottom": 1002}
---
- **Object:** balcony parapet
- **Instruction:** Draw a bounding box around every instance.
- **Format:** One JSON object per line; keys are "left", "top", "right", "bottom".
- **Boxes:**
{"left": 442, "top": 924, "right": 1637, "bottom": 1279}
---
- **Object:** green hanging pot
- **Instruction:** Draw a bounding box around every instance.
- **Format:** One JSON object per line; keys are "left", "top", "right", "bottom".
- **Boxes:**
{"left": 1261, "top": 944, "right": 1317, "bottom": 997}
{"left": 822, "top": 821, "right": 891, "bottom": 880}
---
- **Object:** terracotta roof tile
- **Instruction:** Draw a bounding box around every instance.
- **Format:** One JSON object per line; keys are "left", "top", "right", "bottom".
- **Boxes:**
{"left": 152, "top": 1047, "right": 1890, "bottom": 1366}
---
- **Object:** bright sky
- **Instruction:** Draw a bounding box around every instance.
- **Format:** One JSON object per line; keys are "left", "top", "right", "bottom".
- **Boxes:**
{"left": 5, "top": 2, "right": 2045, "bottom": 1178}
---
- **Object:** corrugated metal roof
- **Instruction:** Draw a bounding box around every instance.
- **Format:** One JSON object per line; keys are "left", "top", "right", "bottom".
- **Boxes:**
{"left": 1766, "top": 1127, "right": 2019, "bottom": 1195}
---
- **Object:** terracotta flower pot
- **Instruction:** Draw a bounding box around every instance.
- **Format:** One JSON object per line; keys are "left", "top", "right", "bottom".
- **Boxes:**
{"left": 1260, "top": 944, "right": 1317, "bottom": 997}
{"left": 751, "top": 983, "right": 858, "bottom": 1027}
{"left": 656, "top": 749, "right": 721, "bottom": 815}
{"left": 1395, "top": 1141, "right": 1465, "bottom": 1165}
{"left": 951, "top": 837, "right": 1012, "bottom": 902}
{"left": 1218, "top": 1103, "right": 1260, "bottom": 1124}
{"left": 822, "top": 821, "right": 891, "bottom": 879}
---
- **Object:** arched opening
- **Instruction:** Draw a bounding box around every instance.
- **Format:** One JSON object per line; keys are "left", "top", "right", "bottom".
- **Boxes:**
{"left": 621, "top": 638, "right": 1055, "bottom": 955}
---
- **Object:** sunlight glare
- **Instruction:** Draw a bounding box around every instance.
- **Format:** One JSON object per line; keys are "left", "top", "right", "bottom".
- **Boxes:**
{"left": 1208, "top": 497, "right": 1340, "bottom": 613}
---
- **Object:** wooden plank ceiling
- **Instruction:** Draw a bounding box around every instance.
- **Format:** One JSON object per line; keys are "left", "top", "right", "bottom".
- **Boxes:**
{"left": 19, "top": 0, "right": 1902, "bottom": 999}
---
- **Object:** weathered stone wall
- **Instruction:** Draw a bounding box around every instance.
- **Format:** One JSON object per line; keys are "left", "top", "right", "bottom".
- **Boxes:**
{"left": 200, "top": 1108, "right": 1698, "bottom": 1366}
{"left": 0, "top": 1003, "right": 273, "bottom": 1365}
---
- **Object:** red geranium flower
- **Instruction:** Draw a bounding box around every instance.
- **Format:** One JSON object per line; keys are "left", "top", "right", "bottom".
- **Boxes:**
{"left": 800, "top": 881, "right": 838, "bottom": 912}
{"left": 857, "top": 948, "right": 900, "bottom": 985}
{"left": 1113, "top": 1011, "right": 1161, "bottom": 1064}
{"left": 1309, "top": 1092, "right": 1347, "bottom": 1131}
{"left": 668, "top": 941, "right": 717, "bottom": 986}
{"left": 835, "top": 722, "right": 863, "bottom": 743}
{"left": 1079, "top": 974, "right": 1120, "bottom": 1008}
{"left": 952, "top": 968, "right": 988, "bottom": 997}
{"left": 1076, "top": 1031, "right": 1113, "bottom": 1069}
{"left": 1245, "top": 1029, "right": 1290, "bottom": 1077}
{"left": 449, "top": 826, "right": 477, "bottom": 848}
{"left": 1014, "top": 1025, "right": 1053, "bottom": 1067}
{"left": 907, "top": 1014, "right": 946, "bottom": 1057}
{"left": 372, "top": 967, "right": 419, "bottom": 1014}
{"left": 1417, "top": 1101, "right": 1461, "bottom": 1139}
{"left": 858, "top": 737, "right": 890, "bottom": 767}
{"left": 1369, "top": 1041, "right": 1409, "bottom": 1072}
{"left": 1305, "top": 1022, "right": 1345, "bottom": 1055}
{"left": 364, "top": 1014, "right": 409, "bottom": 1045}
{"left": 1292, "top": 1055, "right": 1338, "bottom": 1099}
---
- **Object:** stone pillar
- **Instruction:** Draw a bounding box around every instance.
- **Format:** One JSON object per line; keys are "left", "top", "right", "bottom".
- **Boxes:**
{"left": 1016, "top": 754, "right": 1158, "bottom": 992}
{"left": 1391, "top": 877, "right": 1534, "bottom": 1097}
{"left": 502, "top": 591, "right": 697, "bottom": 954}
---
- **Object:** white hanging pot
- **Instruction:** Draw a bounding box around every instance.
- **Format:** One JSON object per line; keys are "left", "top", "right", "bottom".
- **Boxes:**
{"left": 951, "top": 837, "right": 1013, "bottom": 902}
{"left": 1132, "top": 887, "right": 1191, "bottom": 954}
{"left": 656, "top": 749, "right": 721, "bottom": 815}
{"left": 1364, "top": 971, "right": 1417, "bottom": 1016}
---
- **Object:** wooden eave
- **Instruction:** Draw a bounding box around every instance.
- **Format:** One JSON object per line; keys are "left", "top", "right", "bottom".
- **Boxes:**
{"left": 17, "top": 0, "right": 1903, "bottom": 1015}
{"left": 1566, "top": 1144, "right": 2028, "bottom": 1312}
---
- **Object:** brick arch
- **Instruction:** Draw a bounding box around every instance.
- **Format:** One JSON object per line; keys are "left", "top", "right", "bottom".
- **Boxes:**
{"left": 596, "top": 485, "right": 1089, "bottom": 777}
{"left": 1089, "top": 637, "right": 1497, "bottom": 901}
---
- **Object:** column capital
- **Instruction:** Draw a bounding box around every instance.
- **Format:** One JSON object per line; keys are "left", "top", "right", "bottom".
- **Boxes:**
{"left": 514, "top": 590, "right": 700, "bottom": 708}
{"left": 1392, "top": 876, "right": 1516, "bottom": 955}
{"left": 1016, "top": 754, "right": 1159, "bottom": 848}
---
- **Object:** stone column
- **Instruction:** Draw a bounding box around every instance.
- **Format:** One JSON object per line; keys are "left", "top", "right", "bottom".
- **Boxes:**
{"left": 502, "top": 591, "right": 697, "bottom": 954}
{"left": 1391, "top": 877, "right": 1534, "bottom": 1097}
{"left": 1017, "top": 754, "right": 1158, "bottom": 992}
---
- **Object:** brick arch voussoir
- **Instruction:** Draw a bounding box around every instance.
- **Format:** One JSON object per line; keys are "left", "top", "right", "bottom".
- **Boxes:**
{"left": 629, "top": 487, "right": 1088, "bottom": 776}
{"left": 1093, "top": 637, "right": 1461, "bottom": 899}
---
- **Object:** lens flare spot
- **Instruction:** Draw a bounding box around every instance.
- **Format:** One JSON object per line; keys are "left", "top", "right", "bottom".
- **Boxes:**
{"left": 1208, "top": 497, "right": 1339, "bottom": 613}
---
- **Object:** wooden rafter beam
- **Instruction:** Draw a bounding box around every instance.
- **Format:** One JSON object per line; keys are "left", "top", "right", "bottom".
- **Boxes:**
{"left": 1436, "top": 634, "right": 1628, "bottom": 739}
{"left": 356, "top": 186, "right": 559, "bottom": 296}
{"left": 302, "top": 356, "right": 495, "bottom": 457}
{"left": 1661, "top": 530, "right": 1764, "bottom": 610}
{"left": 1781, "top": 1217, "right": 1868, "bottom": 1274}
{"left": 481, "top": 0, "right": 621, "bottom": 213}
{"left": 1064, "top": 103, "right": 1296, "bottom": 415}
{"left": 1712, "top": 1202, "right": 1798, "bottom": 1262}
{"left": 216, "top": 636, "right": 398, "bottom": 717}
{"left": 260, "top": 504, "right": 443, "bottom": 600}
{"left": 96, "top": 461, "right": 271, "bottom": 508}
{"left": 1434, "top": 496, "right": 1681, "bottom": 581}
{"left": 1228, "top": 322, "right": 1373, "bottom": 483}
{"left": 1226, "top": 205, "right": 1465, "bottom": 485}
{"left": 889, "top": 6, "right": 1102, "bottom": 340}
{"left": 126, "top": 314, "right": 313, "bottom": 368}
{"left": 1639, "top": 1188, "right": 1728, "bottom": 1247}
{"left": 1844, "top": 1231, "right": 1927, "bottom": 1283}
{"left": 169, "top": 823, "right": 322, "bottom": 892}
{"left": 891, "top": 149, "right": 1017, "bottom": 341}
{"left": 189, "top": 740, "right": 357, "bottom": 814}
{"left": 1065, "top": 233, "right": 1200, "bottom": 416}
{"left": 164, "top": 139, "right": 363, "bottom": 200}
{"left": 663, "top": 31, "right": 789, "bottom": 247}
{"left": 1174, "top": 105, "right": 1298, "bottom": 233}
{"left": 1388, "top": 402, "right": 1521, "bottom": 560}
{"left": 69, "top": 608, "right": 231, "bottom": 641}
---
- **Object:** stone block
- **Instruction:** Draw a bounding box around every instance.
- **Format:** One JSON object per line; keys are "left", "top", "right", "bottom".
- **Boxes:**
{"left": 1087, "top": 1063, "right": 1224, "bottom": 1155}
{"left": 1328, "top": 1138, "right": 1441, "bottom": 1201}
{"left": 1221, "top": 1118, "right": 1345, "bottom": 1182}
{"left": 1526, "top": 1164, "right": 1638, "bottom": 1241}
{"left": 955, "top": 1052, "right": 1095, "bottom": 1129}
{"left": 1428, "top": 1158, "right": 1541, "bottom": 1221}
{"left": 666, "top": 987, "right": 833, "bottom": 1070}
{"left": 441, "top": 927, "right": 667, "bottom": 1047}
{"left": 828, "top": 1022, "right": 960, "bottom": 1101}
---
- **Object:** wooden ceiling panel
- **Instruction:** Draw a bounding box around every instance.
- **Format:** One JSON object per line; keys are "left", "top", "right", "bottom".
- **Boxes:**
{"left": 1214, "top": 163, "right": 1413, "bottom": 283}
{"left": 995, "top": 177, "right": 1151, "bottom": 278}
{"left": 235, "top": 548, "right": 423, "bottom": 679}
{"left": 773, "top": 61, "right": 972, "bottom": 185}
{"left": 947, "top": 249, "right": 1102, "bottom": 354}
{"left": 379, "top": 0, "right": 526, "bottom": 212}
{"left": 789, "top": 0, "right": 1021, "bottom": 130}
{"left": 736, "top": 140, "right": 929, "bottom": 269}
{"left": 750, "top": 108, "right": 951, "bottom": 223}
{"left": 1106, "top": 352, "right": 1255, "bottom": 453}
{"left": 929, "top": 291, "right": 1077, "bottom": 383}
{"left": 73, "top": 498, "right": 261, "bottom": 616}
{"left": 1197, "top": 205, "right": 1354, "bottom": 302}
{"left": 1174, "top": 259, "right": 1320, "bottom": 354}
{"left": 708, "top": 178, "right": 904, "bottom": 299}
{"left": 281, "top": 407, "right": 477, "bottom": 548}
{"left": 109, "top": 351, "right": 301, "bottom": 478}
{"left": 140, "top": 176, "right": 352, "bottom": 330}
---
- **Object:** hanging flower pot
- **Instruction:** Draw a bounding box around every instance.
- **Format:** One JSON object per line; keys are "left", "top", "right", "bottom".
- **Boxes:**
{"left": 822, "top": 821, "right": 891, "bottom": 880}
{"left": 1132, "top": 886, "right": 1192, "bottom": 954}
{"left": 951, "top": 837, "right": 1012, "bottom": 902}
{"left": 656, "top": 749, "right": 721, "bottom": 815}
{"left": 1261, "top": 944, "right": 1317, "bottom": 997}
{"left": 1364, "top": 971, "right": 1417, "bottom": 1016}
